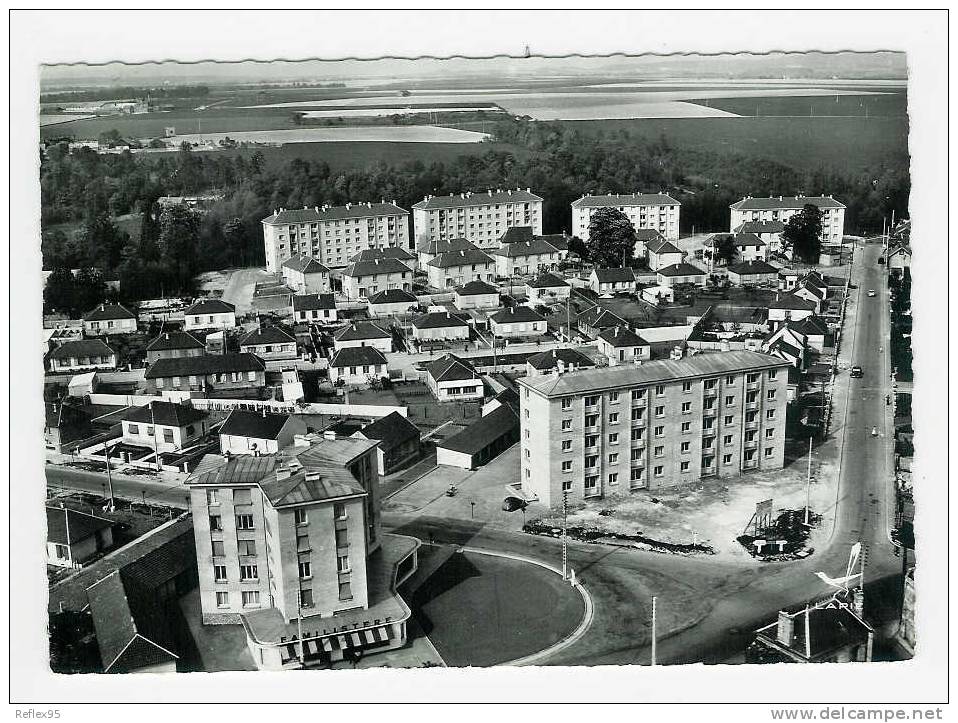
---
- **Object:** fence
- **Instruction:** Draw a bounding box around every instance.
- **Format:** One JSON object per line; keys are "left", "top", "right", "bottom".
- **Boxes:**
{"left": 87, "top": 391, "right": 191, "bottom": 407}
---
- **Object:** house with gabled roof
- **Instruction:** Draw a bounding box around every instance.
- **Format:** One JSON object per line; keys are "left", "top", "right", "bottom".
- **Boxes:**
{"left": 342, "top": 257, "right": 412, "bottom": 300}
{"left": 184, "top": 298, "right": 236, "bottom": 332}
{"left": 411, "top": 311, "right": 470, "bottom": 343}
{"left": 281, "top": 256, "right": 332, "bottom": 295}
{"left": 415, "top": 235, "right": 477, "bottom": 267}
{"left": 489, "top": 305, "right": 548, "bottom": 339}
{"left": 646, "top": 237, "right": 685, "bottom": 271}
{"left": 733, "top": 220, "right": 785, "bottom": 252}
{"left": 589, "top": 267, "right": 636, "bottom": 295}
{"left": 48, "top": 338, "right": 117, "bottom": 373}
{"left": 436, "top": 401, "right": 519, "bottom": 470}
{"left": 526, "top": 271, "right": 571, "bottom": 302}
{"left": 596, "top": 326, "right": 651, "bottom": 365}
{"left": 120, "top": 401, "right": 210, "bottom": 452}
{"left": 219, "top": 409, "right": 307, "bottom": 456}
{"left": 328, "top": 346, "right": 388, "bottom": 386}
{"left": 292, "top": 293, "right": 338, "bottom": 324}
{"left": 144, "top": 353, "right": 266, "bottom": 394}
{"left": 762, "top": 324, "right": 807, "bottom": 368}
{"left": 47, "top": 504, "right": 115, "bottom": 568}
{"left": 727, "top": 260, "right": 779, "bottom": 287}
{"left": 767, "top": 293, "right": 817, "bottom": 327}
{"left": 239, "top": 325, "right": 298, "bottom": 362}
{"left": 492, "top": 237, "right": 563, "bottom": 278}
{"left": 707, "top": 232, "right": 768, "bottom": 263}
{"left": 454, "top": 280, "right": 500, "bottom": 310}
{"left": 576, "top": 306, "right": 628, "bottom": 339}
{"left": 656, "top": 262, "right": 708, "bottom": 288}
{"left": 83, "top": 303, "right": 137, "bottom": 337}
{"left": 886, "top": 243, "right": 912, "bottom": 274}
{"left": 525, "top": 347, "right": 596, "bottom": 376}
{"left": 633, "top": 228, "right": 666, "bottom": 259}
{"left": 145, "top": 331, "right": 205, "bottom": 364}
{"left": 349, "top": 246, "right": 418, "bottom": 273}
{"left": 352, "top": 411, "right": 421, "bottom": 475}
{"left": 426, "top": 248, "right": 496, "bottom": 289}
{"left": 424, "top": 354, "right": 484, "bottom": 402}
{"left": 333, "top": 321, "right": 392, "bottom": 353}
{"left": 367, "top": 289, "right": 418, "bottom": 318}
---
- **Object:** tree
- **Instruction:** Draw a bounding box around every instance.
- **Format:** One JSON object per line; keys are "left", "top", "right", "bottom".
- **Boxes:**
{"left": 585, "top": 207, "right": 637, "bottom": 268}
{"left": 49, "top": 610, "right": 102, "bottom": 674}
{"left": 713, "top": 234, "right": 738, "bottom": 266}
{"left": 782, "top": 204, "right": 823, "bottom": 263}
{"left": 157, "top": 204, "right": 201, "bottom": 293}
{"left": 98, "top": 129, "right": 123, "bottom": 148}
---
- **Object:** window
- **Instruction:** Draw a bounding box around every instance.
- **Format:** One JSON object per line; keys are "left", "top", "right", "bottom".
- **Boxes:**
{"left": 654, "top": 445, "right": 664, "bottom": 457}
{"left": 213, "top": 564, "right": 228, "bottom": 582}
{"left": 209, "top": 515, "right": 222, "bottom": 532}
{"left": 703, "top": 437, "right": 714, "bottom": 449}
{"left": 630, "top": 468, "right": 644, "bottom": 482}
{"left": 585, "top": 435, "right": 598, "bottom": 448}
{"left": 654, "top": 405, "right": 665, "bottom": 417}
{"left": 608, "top": 413, "right": 619, "bottom": 424}
{"left": 768, "top": 369, "right": 778, "bottom": 380}
{"left": 608, "top": 473, "right": 618, "bottom": 485}
{"left": 297, "top": 534, "right": 310, "bottom": 553}
{"left": 215, "top": 592, "right": 229, "bottom": 608}
{"left": 337, "top": 555, "right": 350, "bottom": 573}
{"left": 206, "top": 489, "right": 219, "bottom": 506}
{"left": 682, "top": 381, "right": 692, "bottom": 393}
{"left": 238, "top": 540, "right": 257, "bottom": 556}
{"left": 334, "top": 503, "right": 347, "bottom": 520}
{"left": 561, "top": 440, "right": 572, "bottom": 452}
{"left": 703, "top": 419, "right": 714, "bottom": 430}
{"left": 766, "top": 428, "right": 775, "bottom": 438}
{"left": 766, "top": 409, "right": 776, "bottom": 420}
{"left": 609, "top": 391, "right": 619, "bottom": 403}
{"left": 608, "top": 433, "right": 619, "bottom": 445}
{"left": 239, "top": 564, "right": 258, "bottom": 581}
{"left": 681, "top": 402, "right": 692, "bottom": 414}
{"left": 655, "top": 385, "right": 665, "bottom": 396}
{"left": 723, "top": 454, "right": 733, "bottom": 465}
{"left": 681, "top": 421, "right": 691, "bottom": 433}
{"left": 654, "top": 465, "right": 664, "bottom": 477}
{"left": 725, "top": 415, "right": 734, "bottom": 425}
{"left": 561, "top": 397, "right": 572, "bottom": 410}
{"left": 585, "top": 395, "right": 599, "bottom": 406}
{"left": 561, "top": 419, "right": 572, "bottom": 431}
{"left": 746, "top": 391, "right": 758, "bottom": 404}
{"left": 585, "top": 455, "right": 598, "bottom": 469}
{"left": 746, "top": 411, "right": 758, "bottom": 423}
{"left": 236, "top": 514, "right": 254, "bottom": 530}
{"left": 584, "top": 476, "right": 598, "bottom": 489}
{"left": 725, "top": 396, "right": 735, "bottom": 406}
{"left": 765, "top": 447, "right": 775, "bottom": 457}
{"left": 562, "top": 480, "right": 573, "bottom": 491}
{"left": 146, "top": 426, "right": 154, "bottom": 437}
{"left": 704, "top": 379, "right": 717, "bottom": 390}
{"left": 767, "top": 390, "right": 776, "bottom": 400}
{"left": 561, "top": 460, "right": 573, "bottom": 472}
{"left": 631, "top": 408, "right": 644, "bottom": 421}
{"left": 295, "top": 508, "right": 308, "bottom": 525}
{"left": 211, "top": 540, "right": 225, "bottom": 557}
{"left": 608, "top": 453, "right": 619, "bottom": 464}
{"left": 632, "top": 389, "right": 646, "bottom": 401}
{"left": 163, "top": 429, "right": 174, "bottom": 443}
{"left": 299, "top": 589, "right": 313, "bottom": 608}
{"left": 242, "top": 591, "right": 261, "bottom": 608}
{"left": 335, "top": 528, "right": 349, "bottom": 548}
{"left": 234, "top": 489, "right": 252, "bottom": 505}
{"left": 128, "top": 423, "right": 139, "bottom": 435}
{"left": 585, "top": 414, "right": 598, "bottom": 427}
{"left": 747, "top": 373, "right": 759, "bottom": 383}
{"left": 654, "top": 426, "right": 664, "bottom": 437}
{"left": 726, "top": 375, "right": 735, "bottom": 385}
{"left": 298, "top": 560, "right": 311, "bottom": 579}
{"left": 339, "top": 581, "right": 353, "bottom": 601}
{"left": 681, "top": 442, "right": 690, "bottom": 453}
{"left": 681, "top": 461, "right": 690, "bottom": 472}
{"left": 724, "top": 434, "right": 734, "bottom": 446}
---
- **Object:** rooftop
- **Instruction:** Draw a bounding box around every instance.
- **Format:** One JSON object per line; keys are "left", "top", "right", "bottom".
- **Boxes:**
{"left": 728, "top": 260, "right": 779, "bottom": 275}
{"left": 219, "top": 410, "right": 292, "bottom": 441}
{"left": 597, "top": 325, "right": 650, "bottom": 348}
{"left": 349, "top": 247, "right": 416, "bottom": 263}
{"left": 48, "top": 338, "right": 114, "bottom": 360}
{"left": 572, "top": 192, "right": 679, "bottom": 208}
{"left": 456, "top": 279, "right": 499, "bottom": 296}
{"left": 416, "top": 236, "right": 477, "bottom": 256}
{"left": 413, "top": 188, "right": 541, "bottom": 210}
{"left": 334, "top": 321, "right": 391, "bottom": 341}
{"left": 292, "top": 293, "right": 336, "bottom": 312}
{"left": 368, "top": 288, "right": 418, "bottom": 305}
{"left": 329, "top": 345, "right": 388, "bottom": 368}
{"left": 145, "top": 331, "right": 204, "bottom": 352}
{"left": 46, "top": 504, "right": 114, "bottom": 545}
{"left": 263, "top": 202, "right": 407, "bottom": 225}
{"left": 493, "top": 238, "right": 562, "bottom": 258}
{"left": 412, "top": 311, "right": 469, "bottom": 329}
{"left": 734, "top": 220, "right": 786, "bottom": 234}
{"left": 354, "top": 411, "right": 421, "bottom": 451}
{"left": 730, "top": 195, "right": 846, "bottom": 211}
{"left": 518, "top": 350, "right": 789, "bottom": 397}
{"left": 187, "top": 454, "right": 278, "bottom": 487}
{"left": 425, "top": 354, "right": 478, "bottom": 383}
{"left": 489, "top": 306, "right": 546, "bottom": 324}
{"left": 239, "top": 325, "right": 296, "bottom": 347}
{"left": 438, "top": 404, "right": 518, "bottom": 455}
{"left": 122, "top": 400, "right": 209, "bottom": 427}
{"left": 657, "top": 262, "right": 707, "bottom": 277}
{"left": 593, "top": 267, "right": 636, "bottom": 283}
{"left": 282, "top": 256, "right": 330, "bottom": 275}
{"left": 145, "top": 353, "right": 265, "bottom": 378}
{"left": 527, "top": 271, "right": 569, "bottom": 289}
{"left": 526, "top": 347, "right": 596, "bottom": 371}
{"left": 769, "top": 294, "right": 817, "bottom": 311}
{"left": 646, "top": 238, "right": 683, "bottom": 255}
{"left": 634, "top": 228, "right": 666, "bottom": 242}
{"left": 344, "top": 258, "right": 412, "bottom": 278}
{"left": 426, "top": 248, "right": 494, "bottom": 269}
{"left": 708, "top": 232, "right": 766, "bottom": 248}
{"left": 184, "top": 298, "right": 235, "bottom": 316}
{"left": 83, "top": 303, "right": 136, "bottom": 322}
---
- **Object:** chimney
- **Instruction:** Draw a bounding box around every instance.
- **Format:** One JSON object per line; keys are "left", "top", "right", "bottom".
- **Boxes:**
{"left": 776, "top": 611, "right": 795, "bottom": 647}
{"left": 275, "top": 466, "right": 292, "bottom": 480}
{"left": 323, "top": 430, "right": 337, "bottom": 441}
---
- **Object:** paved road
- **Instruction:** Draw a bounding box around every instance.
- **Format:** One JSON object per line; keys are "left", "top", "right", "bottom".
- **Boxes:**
{"left": 45, "top": 464, "right": 191, "bottom": 509}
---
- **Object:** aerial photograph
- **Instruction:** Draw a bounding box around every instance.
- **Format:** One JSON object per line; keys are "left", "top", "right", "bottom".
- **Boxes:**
{"left": 20, "top": 11, "right": 939, "bottom": 712}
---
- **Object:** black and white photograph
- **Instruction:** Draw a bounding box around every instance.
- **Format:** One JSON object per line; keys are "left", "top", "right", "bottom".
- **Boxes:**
{"left": 8, "top": 8, "right": 949, "bottom": 715}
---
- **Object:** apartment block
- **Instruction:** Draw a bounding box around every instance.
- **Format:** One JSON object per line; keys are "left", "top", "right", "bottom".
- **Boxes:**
{"left": 517, "top": 350, "right": 790, "bottom": 507}
{"left": 571, "top": 193, "right": 681, "bottom": 242}
{"left": 262, "top": 202, "right": 410, "bottom": 273}
{"left": 412, "top": 188, "right": 543, "bottom": 249}
{"left": 729, "top": 195, "right": 846, "bottom": 245}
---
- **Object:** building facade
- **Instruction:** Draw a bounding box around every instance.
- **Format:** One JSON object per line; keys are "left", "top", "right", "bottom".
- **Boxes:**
{"left": 517, "top": 350, "right": 790, "bottom": 506}
{"left": 341, "top": 258, "right": 412, "bottom": 300}
{"left": 184, "top": 299, "right": 237, "bottom": 332}
{"left": 729, "top": 196, "right": 846, "bottom": 245}
{"left": 412, "top": 189, "right": 543, "bottom": 249}
{"left": 572, "top": 193, "right": 681, "bottom": 242}
{"left": 281, "top": 257, "right": 332, "bottom": 295}
{"left": 83, "top": 304, "right": 138, "bottom": 337}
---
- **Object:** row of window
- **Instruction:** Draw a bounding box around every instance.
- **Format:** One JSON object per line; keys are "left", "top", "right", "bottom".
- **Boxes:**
{"left": 127, "top": 424, "right": 177, "bottom": 443}
{"left": 215, "top": 590, "right": 259, "bottom": 609}
{"left": 156, "top": 371, "right": 257, "bottom": 388}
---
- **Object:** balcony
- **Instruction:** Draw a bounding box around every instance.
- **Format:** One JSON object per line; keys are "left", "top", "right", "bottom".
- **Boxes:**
{"left": 744, "top": 440, "right": 758, "bottom": 449}
{"left": 702, "top": 407, "right": 717, "bottom": 418}
{"left": 745, "top": 421, "right": 759, "bottom": 431}
{"left": 745, "top": 401, "right": 759, "bottom": 411}
{"left": 746, "top": 381, "right": 760, "bottom": 391}
{"left": 703, "top": 388, "right": 718, "bottom": 398}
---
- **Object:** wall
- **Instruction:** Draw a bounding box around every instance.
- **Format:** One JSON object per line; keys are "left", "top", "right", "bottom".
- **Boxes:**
{"left": 436, "top": 446, "right": 473, "bottom": 469}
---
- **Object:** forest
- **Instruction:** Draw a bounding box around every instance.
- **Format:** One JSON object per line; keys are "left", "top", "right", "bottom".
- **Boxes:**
{"left": 40, "top": 117, "right": 910, "bottom": 307}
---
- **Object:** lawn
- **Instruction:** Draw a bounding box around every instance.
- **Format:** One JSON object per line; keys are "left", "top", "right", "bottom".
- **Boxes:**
{"left": 410, "top": 548, "right": 584, "bottom": 666}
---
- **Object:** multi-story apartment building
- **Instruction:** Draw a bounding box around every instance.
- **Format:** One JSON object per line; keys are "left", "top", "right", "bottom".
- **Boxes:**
{"left": 412, "top": 188, "right": 543, "bottom": 249}
{"left": 517, "top": 350, "right": 790, "bottom": 506}
{"left": 729, "top": 196, "right": 846, "bottom": 245}
{"left": 571, "top": 193, "right": 681, "bottom": 242}
{"left": 261, "top": 202, "right": 410, "bottom": 273}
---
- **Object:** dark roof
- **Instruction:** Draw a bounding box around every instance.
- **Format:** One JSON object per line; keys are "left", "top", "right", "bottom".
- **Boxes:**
{"left": 425, "top": 354, "right": 477, "bottom": 383}
{"left": 597, "top": 325, "right": 650, "bottom": 347}
{"left": 734, "top": 220, "right": 786, "bottom": 234}
{"left": 282, "top": 256, "right": 330, "bottom": 274}
{"left": 412, "top": 311, "right": 469, "bottom": 329}
{"left": 145, "top": 353, "right": 265, "bottom": 378}
{"left": 634, "top": 228, "right": 666, "bottom": 241}
{"left": 239, "top": 326, "right": 296, "bottom": 346}
{"left": 263, "top": 203, "right": 407, "bottom": 224}
{"left": 46, "top": 505, "right": 114, "bottom": 545}
{"left": 577, "top": 306, "right": 627, "bottom": 330}
{"left": 413, "top": 189, "right": 542, "bottom": 209}
{"left": 572, "top": 193, "right": 679, "bottom": 208}
{"left": 219, "top": 410, "right": 292, "bottom": 440}
{"left": 416, "top": 236, "right": 477, "bottom": 256}
{"left": 329, "top": 346, "right": 388, "bottom": 368}
{"left": 48, "top": 338, "right": 114, "bottom": 360}
{"left": 499, "top": 226, "right": 535, "bottom": 244}
{"left": 527, "top": 271, "right": 569, "bottom": 289}
{"left": 427, "top": 248, "right": 494, "bottom": 268}
{"left": 184, "top": 298, "right": 235, "bottom": 315}
{"left": 292, "top": 293, "right": 336, "bottom": 312}
{"left": 646, "top": 238, "right": 683, "bottom": 255}
{"left": 438, "top": 404, "right": 518, "bottom": 455}
{"left": 789, "top": 316, "right": 830, "bottom": 337}
{"left": 769, "top": 294, "right": 817, "bottom": 311}
{"left": 349, "top": 247, "right": 415, "bottom": 263}
{"left": 344, "top": 258, "right": 411, "bottom": 277}
{"left": 770, "top": 339, "right": 803, "bottom": 358}
{"left": 145, "top": 331, "right": 204, "bottom": 352}
{"left": 368, "top": 289, "right": 418, "bottom": 305}
{"left": 526, "top": 347, "right": 596, "bottom": 371}
{"left": 731, "top": 195, "right": 846, "bottom": 210}
{"left": 494, "top": 238, "right": 561, "bottom": 258}
{"left": 593, "top": 267, "right": 636, "bottom": 283}
{"left": 709, "top": 232, "right": 766, "bottom": 248}
{"left": 122, "top": 401, "right": 208, "bottom": 427}
{"left": 83, "top": 303, "right": 136, "bottom": 322}
{"left": 334, "top": 321, "right": 391, "bottom": 341}
{"left": 456, "top": 280, "right": 498, "bottom": 296}
{"left": 728, "top": 260, "right": 779, "bottom": 276}
{"left": 490, "top": 306, "right": 546, "bottom": 324}
{"left": 356, "top": 412, "right": 421, "bottom": 451}
{"left": 658, "top": 262, "right": 707, "bottom": 277}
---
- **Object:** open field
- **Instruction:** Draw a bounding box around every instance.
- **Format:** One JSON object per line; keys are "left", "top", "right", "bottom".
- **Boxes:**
{"left": 686, "top": 90, "right": 906, "bottom": 118}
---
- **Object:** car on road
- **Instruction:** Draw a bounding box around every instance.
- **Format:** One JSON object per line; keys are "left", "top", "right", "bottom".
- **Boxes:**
{"left": 850, "top": 366, "right": 864, "bottom": 378}
{"left": 868, "top": 289, "right": 877, "bottom": 297}
{"left": 871, "top": 427, "right": 879, "bottom": 437}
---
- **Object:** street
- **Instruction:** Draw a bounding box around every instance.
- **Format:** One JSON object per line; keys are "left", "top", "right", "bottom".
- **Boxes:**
{"left": 45, "top": 464, "right": 191, "bottom": 509}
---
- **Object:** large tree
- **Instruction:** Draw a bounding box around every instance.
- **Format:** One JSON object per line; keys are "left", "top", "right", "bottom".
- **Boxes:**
{"left": 782, "top": 204, "right": 823, "bottom": 263}
{"left": 712, "top": 234, "right": 739, "bottom": 266}
{"left": 585, "top": 207, "right": 637, "bottom": 268}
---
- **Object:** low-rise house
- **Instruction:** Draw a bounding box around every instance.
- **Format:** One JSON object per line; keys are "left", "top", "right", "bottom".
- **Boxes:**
{"left": 411, "top": 311, "right": 471, "bottom": 343}
{"left": 45, "top": 400, "right": 95, "bottom": 452}
{"left": 328, "top": 346, "right": 388, "bottom": 386}
{"left": 281, "top": 256, "right": 332, "bottom": 295}
{"left": 144, "top": 353, "right": 266, "bottom": 394}
{"left": 426, "top": 248, "right": 496, "bottom": 289}
{"left": 219, "top": 410, "right": 307, "bottom": 456}
{"left": 762, "top": 325, "right": 807, "bottom": 368}
{"left": 436, "top": 400, "right": 519, "bottom": 470}
{"left": 493, "top": 238, "right": 561, "bottom": 278}
{"left": 576, "top": 306, "right": 628, "bottom": 339}
{"left": 526, "top": 271, "right": 571, "bottom": 302}
{"left": 886, "top": 243, "right": 912, "bottom": 274}
{"left": 454, "top": 280, "right": 500, "bottom": 310}
{"left": 656, "top": 262, "right": 708, "bottom": 288}
{"left": 184, "top": 299, "right": 236, "bottom": 332}
{"left": 350, "top": 247, "right": 418, "bottom": 273}
{"left": 120, "top": 401, "right": 210, "bottom": 452}
{"left": 48, "top": 339, "right": 116, "bottom": 373}
{"left": 767, "top": 294, "right": 817, "bottom": 327}
{"left": 792, "top": 272, "right": 828, "bottom": 313}
{"left": 489, "top": 306, "right": 548, "bottom": 339}
{"left": 425, "top": 355, "right": 484, "bottom": 403}
{"left": 525, "top": 347, "right": 596, "bottom": 376}
{"left": 145, "top": 331, "right": 205, "bottom": 364}
{"left": 292, "top": 293, "right": 338, "bottom": 324}
{"left": 342, "top": 258, "right": 412, "bottom": 300}
{"left": 416, "top": 236, "right": 476, "bottom": 267}
{"left": 646, "top": 238, "right": 684, "bottom": 272}
{"left": 352, "top": 411, "right": 421, "bottom": 475}
{"left": 333, "top": 321, "right": 392, "bottom": 353}
{"left": 239, "top": 326, "right": 298, "bottom": 362}
{"left": 634, "top": 228, "right": 665, "bottom": 260}
{"left": 733, "top": 220, "right": 784, "bottom": 253}
{"left": 596, "top": 325, "right": 652, "bottom": 365}
{"left": 47, "top": 505, "right": 115, "bottom": 568}
{"left": 727, "top": 260, "right": 779, "bottom": 287}
{"left": 777, "top": 269, "right": 802, "bottom": 292}
{"left": 590, "top": 267, "right": 636, "bottom": 295}
{"left": 788, "top": 316, "right": 833, "bottom": 353}
{"left": 83, "top": 303, "right": 137, "bottom": 336}
{"left": 367, "top": 289, "right": 419, "bottom": 318}
{"left": 708, "top": 232, "right": 768, "bottom": 263}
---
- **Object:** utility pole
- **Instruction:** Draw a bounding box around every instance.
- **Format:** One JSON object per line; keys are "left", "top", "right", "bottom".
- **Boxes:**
{"left": 561, "top": 490, "right": 569, "bottom": 580}
{"left": 104, "top": 442, "right": 116, "bottom": 512}
{"left": 804, "top": 436, "right": 813, "bottom": 526}
{"left": 150, "top": 402, "right": 161, "bottom": 472}
{"left": 297, "top": 601, "right": 305, "bottom": 667}
{"left": 650, "top": 596, "right": 658, "bottom": 666}
{"left": 804, "top": 605, "right": 812, "bottom": 659}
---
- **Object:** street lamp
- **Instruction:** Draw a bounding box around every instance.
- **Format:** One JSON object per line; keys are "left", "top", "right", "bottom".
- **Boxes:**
{"left": 470, "top": 501, "right": 476, "bottom": 519}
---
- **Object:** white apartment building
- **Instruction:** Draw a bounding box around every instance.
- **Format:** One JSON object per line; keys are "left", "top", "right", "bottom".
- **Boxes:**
{"left": 729, "top": 196, "right": 846, "bottom": 245}
{"left": 412, "top": 188, "right": 543, "bottom": 249}
{"left": 572, "top": 193, "right": 681, "bottom": 242}
{"left": 517, "top": 350, "right": 790, "bottom": 506}
{"left": 262, "top": 202, "right": 410, "bottom": 273}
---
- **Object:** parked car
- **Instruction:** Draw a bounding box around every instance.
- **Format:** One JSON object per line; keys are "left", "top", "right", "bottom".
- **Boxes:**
{"left": 850, "top": 366, "right": 864, "bottom": 378}
{"left": 868, "top": 289, "right": 877, "bottom": 297}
